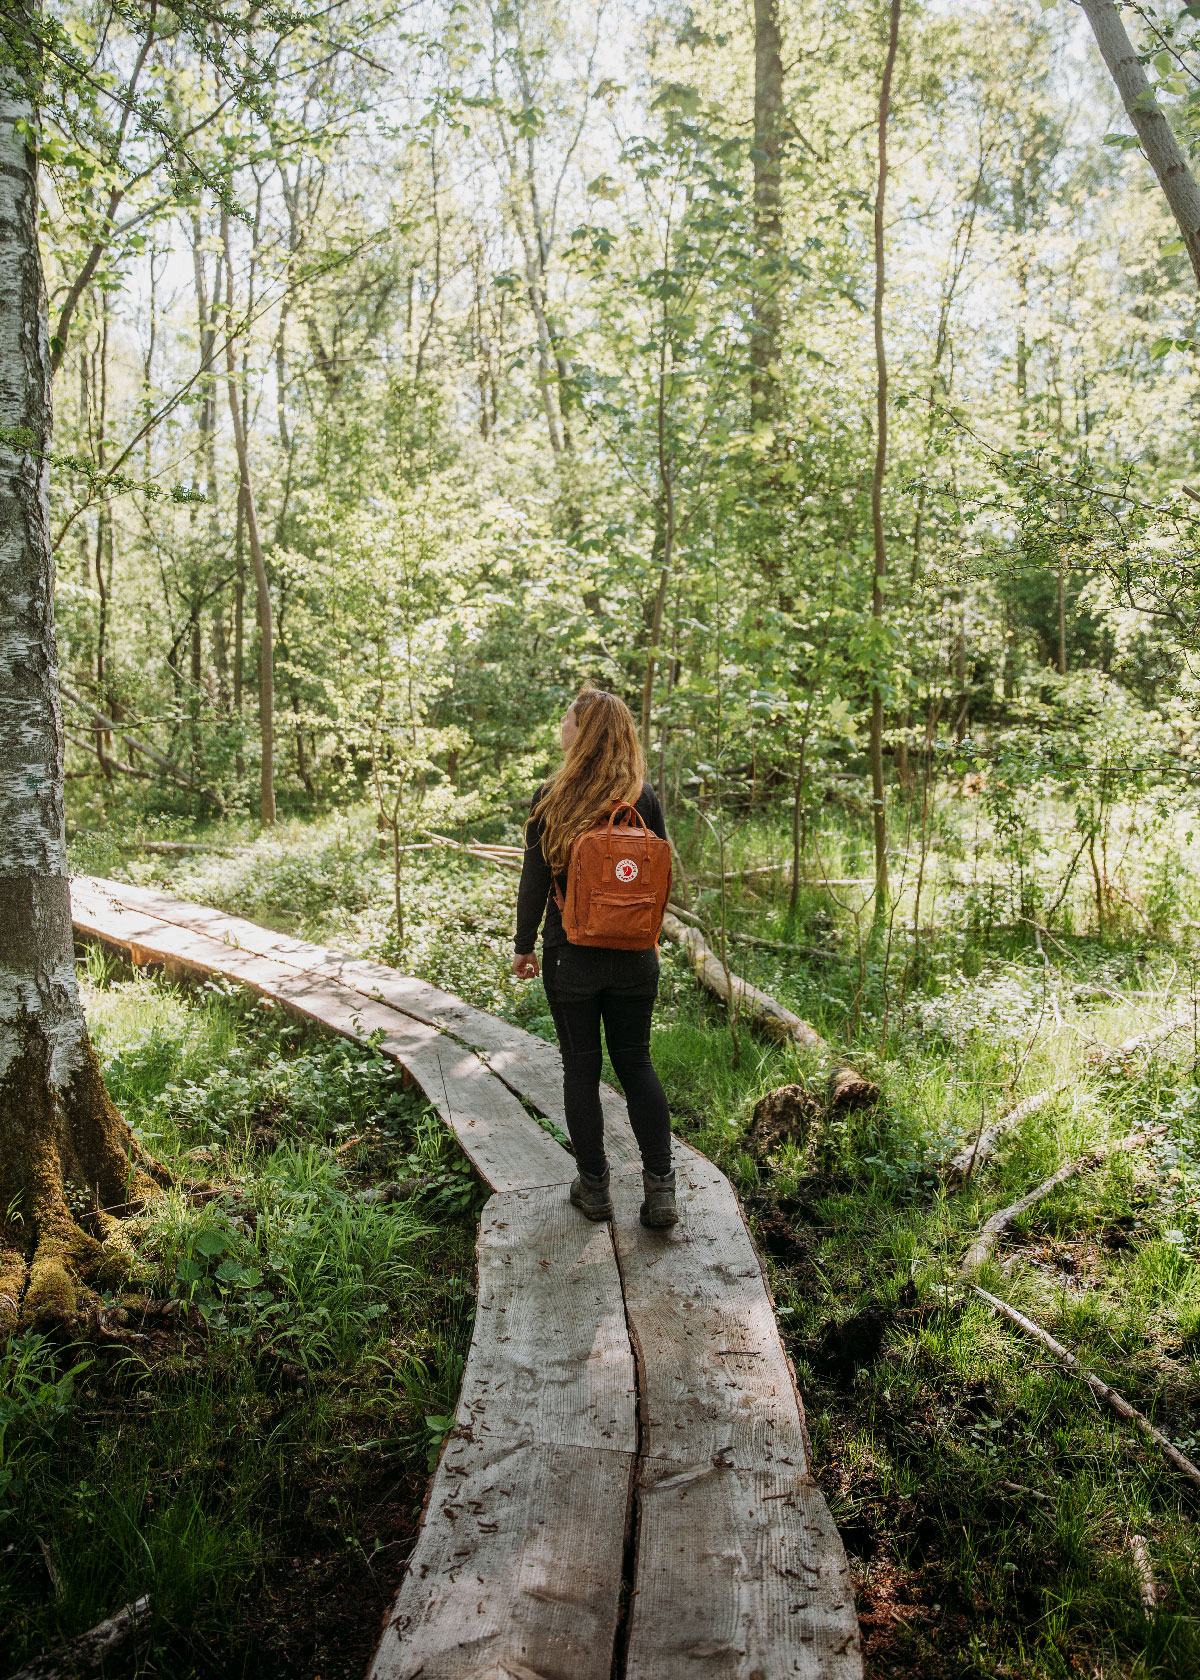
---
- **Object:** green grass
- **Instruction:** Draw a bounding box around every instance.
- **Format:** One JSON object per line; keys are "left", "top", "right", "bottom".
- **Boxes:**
{"left": 0, "top": 966, "right": 479, "bottom": 1679}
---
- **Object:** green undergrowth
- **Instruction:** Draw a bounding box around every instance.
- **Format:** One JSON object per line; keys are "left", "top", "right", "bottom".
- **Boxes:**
{"left": 64, "top": 799, "right": 1200, "bottom": 1675}
{"left": 0, "top": 959, "right": 479, "bottom": 1680}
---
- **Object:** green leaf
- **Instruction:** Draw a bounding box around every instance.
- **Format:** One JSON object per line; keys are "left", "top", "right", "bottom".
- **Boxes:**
{"left": 1150, "top": 336, "right": 1175, "bottom": 358}
{"left": 193, "top": 1228, "right": 230, "bottom": 1257}
{"left": 1162, "top": 239, "right": 1188, "bottom": 256}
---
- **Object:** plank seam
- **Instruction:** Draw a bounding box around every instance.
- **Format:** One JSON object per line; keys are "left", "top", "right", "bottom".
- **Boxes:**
{"left": 609, "top": 1240, "right": 647, "bottom": 1680}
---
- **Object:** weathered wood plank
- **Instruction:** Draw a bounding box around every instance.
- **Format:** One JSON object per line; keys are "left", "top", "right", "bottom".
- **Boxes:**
{"left": 73, "top": 878, "right": 863, "bottom": 1677}
{"left": 368, "top": 1433, "right": 633, "bottom": 1680}
{"left": 369, "top": 1189, "right": 637, "bottom": 1679}
{"left": 611, "top": 1151, "right": 863, "bottom": 1677}
{"left": 73, "top": 877, "right": 643, "bottom": 1165}
{"left": 629, "top": 1463, "right": 860, "bottom": 1678}
{"left": 457, "top": 1187, "right": 636, "bottom": 1452}
{"left": 610, "top": 1152, "right": 808, "bottom": 1473}
{"left": 71, "top": 880, "right": 572, "bottom": 1193}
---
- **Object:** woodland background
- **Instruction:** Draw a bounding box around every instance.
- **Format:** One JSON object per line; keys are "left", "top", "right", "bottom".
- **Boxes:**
{"left": 7, "top": 2, "right": 1200, "bottom": 1677}
{"left": 40, "top": 0, "right": 1200, "bottom": 872}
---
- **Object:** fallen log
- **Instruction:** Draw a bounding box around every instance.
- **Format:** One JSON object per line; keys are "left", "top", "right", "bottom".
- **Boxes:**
{"left": 973, "top": 1286, "right": 1200, "bottom": 1493}
{"left": 8, "top": 1596, "right": 151, "bottom": 1680}
{"left": 661, "top": 910, "right": 825, "bottom": 1050}
{"left": 960, "top": 1126, "right": 1168, "bottom": 1274}
{"left": 659, "top": 911, "right": 880, "bottom": 1108}
{"left": 945, "top": 1083, "right": 1071, "bottom": 1183}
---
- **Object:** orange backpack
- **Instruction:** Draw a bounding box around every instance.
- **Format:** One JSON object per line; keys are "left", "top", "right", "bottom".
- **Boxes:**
{"left": 554, "top": 802, "right": 673, "bottom": 950}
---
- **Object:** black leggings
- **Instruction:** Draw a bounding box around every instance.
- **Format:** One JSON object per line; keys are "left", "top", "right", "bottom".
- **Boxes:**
{"left": 543, "top": 946, "right": 672, "bottom": 1178}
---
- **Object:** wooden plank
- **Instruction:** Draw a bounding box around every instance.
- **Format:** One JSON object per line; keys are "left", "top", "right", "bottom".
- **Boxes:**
{"left": 71, "top": 881, "right": 572, "bottom": 1193}
{"left": 370, "top": 1189, "right": 637, "bottom": 1679}
{"left": 611, "top": 1151, "right": 863, "bottom": 1676}
{"left": 74, "top": 877, "right": 643, "bottom": 1167}
{"left": 456, "top": 1187, "right": 636, "bottom": 1452}
{"left": 629, "top": 1463, "right": 860, "bottom": 1678}
{"left": 368, "top": 1433, "right": 633, "bottom": 1680}
{"left": 610, "top": 1152, "right": 808, "bottom": 1473}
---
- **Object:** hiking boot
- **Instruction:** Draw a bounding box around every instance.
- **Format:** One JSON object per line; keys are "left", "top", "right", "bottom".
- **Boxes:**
{"left": 570, "top": 1166, "right": 613, "bottom": 1221}
{"left": 639, "top": 1168, "right": 678, "bottom": 1229}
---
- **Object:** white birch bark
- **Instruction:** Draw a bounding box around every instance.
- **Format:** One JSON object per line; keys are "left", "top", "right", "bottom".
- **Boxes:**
{"left": 0, "top": 19, "right": 148, "bottom": 1332}
{"left": 0, "top": 38, "right": 90, "bottom": 1095}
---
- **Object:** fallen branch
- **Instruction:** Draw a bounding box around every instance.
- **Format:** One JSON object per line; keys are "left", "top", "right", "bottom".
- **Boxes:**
{"left": 705, "top": 861, "right": 871, "bottom": 887}
{"left": 60, "top": 683, "right": 222, "bottom": 807}
{"left": 998, "top": 1479, "right": 1051, "bottom": 1504}
{"left": 63, "top": 729, "right": 149, "bottom": 780}
{"left": 1091, "top": 1015, "right": 1189, "bottom": 1065}
{"left": 944, "top": 1083, "right": 1071, "bottom": 1183}
{"left": 117, "top": 839, "right": 241, "bottom": 856}
{"left": 8, "top": 1596, "right": 151, "bottom": 1680}
{"left": 961, "top": 1126, "right": 1168, "bottom": 1274}
{"left": 1130, "top": 1534, "right": 1157, "bottom": 1614}
{"left": 725, "top": 928, "right": 839, "bottom": 958}
{"left": 661, "top": 910, "right": 826, "bottom": 1050}
{"left": 660, "top": 913, "right": 879, "bottom": 1109}
{"left": 973, "top": 1286, "right": 1200, "bottom": 1493}
{"left": 424, "top": 832, "right": 522, "bottom": 871}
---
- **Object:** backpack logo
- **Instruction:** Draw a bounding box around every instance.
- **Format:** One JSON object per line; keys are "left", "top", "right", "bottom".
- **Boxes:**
{"left": 615, "top": 858, "right": 639, "bottom": 882}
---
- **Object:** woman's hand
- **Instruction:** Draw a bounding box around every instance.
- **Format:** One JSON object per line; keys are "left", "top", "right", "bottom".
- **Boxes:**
{"left": 512, "top": 952, "right": 540, "bottom": 980}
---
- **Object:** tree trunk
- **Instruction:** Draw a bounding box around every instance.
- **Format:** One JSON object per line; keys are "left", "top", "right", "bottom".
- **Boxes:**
{"left": 233, "top": 485, "right": 245, "bottom": 714}
{"left": 222, "top": 210, "right": 275, "bottom": 825}
{"left": 751, "top": 0, "right": 784, "bottom": 431}
{"left": 0, "top": 30, "right": 156, "bottom": 1331}
{"left": 789, "top": 739, "right": 806, "bottom": 916}
{"left": 1079, "top": 0, "right": 1200, "bottom": 289}
{"left": 869, "top": 1, "right": 901, "bottom": 922}
{"left": 1056, "top": 560, "right": 1067, "bottom": 675}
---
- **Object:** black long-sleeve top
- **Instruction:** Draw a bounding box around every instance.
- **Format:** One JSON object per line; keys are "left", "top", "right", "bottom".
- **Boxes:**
{"left": 514, "top": 781, "right": 668, "bottom": 954}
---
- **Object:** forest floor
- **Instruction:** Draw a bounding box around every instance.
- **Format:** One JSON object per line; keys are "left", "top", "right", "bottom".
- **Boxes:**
{"left": 3, "top": 797, "right": 1200, "bottom": 1677}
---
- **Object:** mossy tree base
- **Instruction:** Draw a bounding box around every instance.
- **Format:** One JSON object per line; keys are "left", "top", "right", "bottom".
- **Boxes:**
{"left": 0, "top": 1019, "right": 160, "bottom": 1333}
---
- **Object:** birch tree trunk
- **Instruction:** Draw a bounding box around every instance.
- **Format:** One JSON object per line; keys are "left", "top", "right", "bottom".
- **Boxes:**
{"left": 0, "top": 22, "right": 155, "bottom": 1331}
{"left": 1079, "top": 0, "right": 1200, "bottom": 290}
{"left": 868, "top": 0, "right": 901, "bottom": 923}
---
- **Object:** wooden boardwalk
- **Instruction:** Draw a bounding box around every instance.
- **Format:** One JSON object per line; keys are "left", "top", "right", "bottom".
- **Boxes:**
{"left": 72, "top": 877, "right": 862, "bottom": 1679}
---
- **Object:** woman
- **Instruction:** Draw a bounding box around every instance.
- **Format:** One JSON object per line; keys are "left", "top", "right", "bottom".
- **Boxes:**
{"left": 512, "top": 688, "right": 677, "bottom": 1228}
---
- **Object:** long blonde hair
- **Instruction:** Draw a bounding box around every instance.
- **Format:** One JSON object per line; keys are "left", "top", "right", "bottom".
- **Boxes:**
{"left": 530, "top": 688, "right": 645, "bottom": 873}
